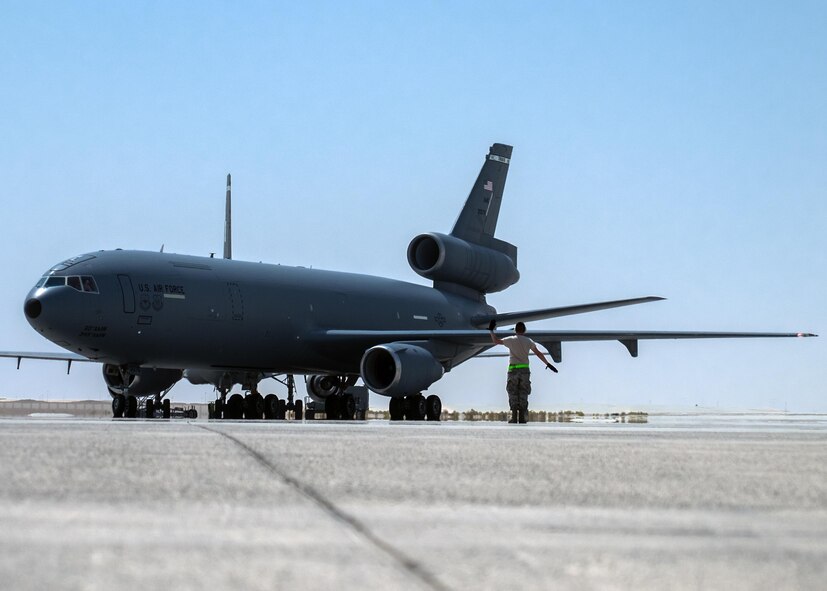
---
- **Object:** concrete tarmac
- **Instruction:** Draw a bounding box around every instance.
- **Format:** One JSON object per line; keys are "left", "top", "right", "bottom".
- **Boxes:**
{"left": 1, "top": 416, "right": 826, "bottom": 590}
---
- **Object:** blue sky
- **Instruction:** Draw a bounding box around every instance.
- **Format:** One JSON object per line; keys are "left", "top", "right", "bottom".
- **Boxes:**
{"left": 1, "top": 1, "right": 824, "bottom": 411}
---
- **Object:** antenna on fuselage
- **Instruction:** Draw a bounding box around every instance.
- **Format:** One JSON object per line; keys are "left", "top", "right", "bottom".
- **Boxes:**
{"left": 223, "top": 173, "right": 232, "bottom": 260}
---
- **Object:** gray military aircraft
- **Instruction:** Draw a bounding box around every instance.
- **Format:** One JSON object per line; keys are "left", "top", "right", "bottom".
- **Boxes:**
{"left": 2, "top": 143, "right": 816, "bottom": 419}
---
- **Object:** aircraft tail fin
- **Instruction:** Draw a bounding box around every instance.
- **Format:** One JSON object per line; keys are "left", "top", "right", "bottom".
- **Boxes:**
{"left": 408, "top": 144, "right": 519, "bottom": 300}
{"left": 223, "top": 173, "right": 232, "bottom": 260}
{"left": 450, "top": 143, "right": 516, "bottom": 261}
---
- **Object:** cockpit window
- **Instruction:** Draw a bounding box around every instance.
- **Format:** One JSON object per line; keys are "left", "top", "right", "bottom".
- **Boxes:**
{"left": 81, "top": 276, "right": 98, "bottom": 293}
{"left": 38, "top": 275, "right": 99, "bottom": 293}
{"left": 44, "top": 276, "right": 66, "bottom": 288}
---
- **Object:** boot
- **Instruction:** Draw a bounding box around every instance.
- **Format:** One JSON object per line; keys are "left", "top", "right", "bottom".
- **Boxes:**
{"left": 509, "top": 410, "right": 518, "bottom": 424}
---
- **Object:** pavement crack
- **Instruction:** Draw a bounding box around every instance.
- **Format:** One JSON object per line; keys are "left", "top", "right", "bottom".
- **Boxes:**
{"left": 197, "top": 424, "right": 451, "bottom": 591}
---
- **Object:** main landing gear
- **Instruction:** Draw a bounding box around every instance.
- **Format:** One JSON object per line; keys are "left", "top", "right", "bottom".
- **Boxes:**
{"left": 210, "top": 374, "right": 304, "bottom": 421}
{"left": 111, "top": 393, "right": 172, "bottom": 418}
{"left": 388, "top": 393, "right": 442, "bottom": 421}
{"left": 316, "top": 391, "right": 361, "bottom": 420}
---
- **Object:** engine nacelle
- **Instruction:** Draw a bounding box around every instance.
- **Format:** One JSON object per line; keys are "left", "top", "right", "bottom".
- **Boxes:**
{"left": 360, "top": 343, "right": 444, "bottom": 398}
{"left": 407, "top": 232, "right": 519, "bottom": 294}
{"left": 103, "top": 364, "right": 183, "bottom": 396}
{"left": 305, "top": 375, "right": 342, "bottom": 403}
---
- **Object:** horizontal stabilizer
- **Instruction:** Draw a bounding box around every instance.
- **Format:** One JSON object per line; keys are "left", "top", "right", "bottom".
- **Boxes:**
{"left": 472, "top": 296, "right": 665, "bottom": 327}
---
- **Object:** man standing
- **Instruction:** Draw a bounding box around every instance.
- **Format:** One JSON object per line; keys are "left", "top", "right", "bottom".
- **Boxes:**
{"left": 489, "top": 321, "right": 558, "bottom": 423}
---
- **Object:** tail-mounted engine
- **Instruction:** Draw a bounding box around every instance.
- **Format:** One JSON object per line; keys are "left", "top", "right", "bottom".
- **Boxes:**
{"left": 103, "top": 364, "right": 183, "bottom": 396}
{"left": 407, "top": 232, "right": 519, "bottom": 294}
{"left": 360, "top": 343, "right": 444, "bottom": 398}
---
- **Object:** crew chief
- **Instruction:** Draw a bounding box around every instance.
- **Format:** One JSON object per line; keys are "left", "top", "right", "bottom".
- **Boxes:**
{"left": 489, "top": 321, "right": 558, "bottom": 423}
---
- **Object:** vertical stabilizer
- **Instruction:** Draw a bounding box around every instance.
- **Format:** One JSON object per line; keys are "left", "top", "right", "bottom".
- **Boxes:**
{"left": 451, "top": 143, "right": 512, "bottom": 245}
{"left": 223, "top": 174, "right": 232, "bottom": 260}
{"left": 450, "top": 143, "right": 517, "bottom": 265}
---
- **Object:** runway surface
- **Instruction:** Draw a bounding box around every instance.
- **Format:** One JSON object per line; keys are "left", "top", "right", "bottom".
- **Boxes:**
{"left": 1, "top": 415, "right": 826, "bottom": 590}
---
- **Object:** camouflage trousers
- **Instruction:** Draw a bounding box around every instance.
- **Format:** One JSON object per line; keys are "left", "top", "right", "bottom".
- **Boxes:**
{"left": 506, "top": 368, "right": 531, "bottom": 414}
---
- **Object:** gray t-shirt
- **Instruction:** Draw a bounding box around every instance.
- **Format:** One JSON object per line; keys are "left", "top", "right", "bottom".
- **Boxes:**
{"left": 502, "top": 334, "right": 535, "bottom": 366}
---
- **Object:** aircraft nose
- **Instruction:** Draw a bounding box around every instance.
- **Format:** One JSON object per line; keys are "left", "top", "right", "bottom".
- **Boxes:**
{"left": 24, "top": 298, "right": 42, "bottom": 319}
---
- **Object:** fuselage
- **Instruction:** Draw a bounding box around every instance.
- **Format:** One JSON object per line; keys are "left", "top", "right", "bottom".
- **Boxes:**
{"left": 24, "top": 250, "right": 494, "bottom": 374}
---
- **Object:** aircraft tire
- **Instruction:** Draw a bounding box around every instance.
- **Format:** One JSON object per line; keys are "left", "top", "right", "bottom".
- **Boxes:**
{"left": 244, "top": 393, "right": 264, "bottom": 420}
{"left": 264, "top": 394, "right": 279, "bottom": 421}
{"left": 405, "top": 394, "right": 426, "bottom": 421}
{"left": 388, "top": 397, "right": 404, "bottom": 421}
{"left": 325, "top": 396, "right": 340, "bottom": 420}
{"left": 112, "top": 395, "right": 125, "bottom": 418}
{"left": 145, "top": 398, "right": 155, "bottom": 419}
{"left": 263, "top": 394, "right": 278, "bottom": 420}
{"left": 426, "top": 395, "right": 442, "bottom": 421}
{"left": 294, "top": 399, "right": 303, "bottom": 421}
{"left": 125, "top": 395, "right": 138, "bottom": 419}
{"left": 341, "top": 393, "right": 356, "bottom": 420}
{"left": 277, "top": 398, "right": 287, "bottom": 420}
{"left": 162, "top": 398, "right": 171, "bottom": 419}
{"left": 214, "top": 398, "right": 224, "bottom": 419}
{"left": 226, "top": 394, "right": 243, "bottom": 419}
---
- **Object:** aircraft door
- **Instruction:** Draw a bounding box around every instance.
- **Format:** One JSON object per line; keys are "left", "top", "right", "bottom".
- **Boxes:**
{"left": 227, "top": 282, "right": 244, "bottom": 321}
{"left": 118, "top": 274, "right": 136, "bottom": 314}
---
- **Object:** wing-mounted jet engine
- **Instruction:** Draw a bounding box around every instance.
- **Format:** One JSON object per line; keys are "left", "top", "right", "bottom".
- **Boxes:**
{"left": 359, "top": 343, "right": 445, "bottom": 421}
{"left": 360, "top": 343, "right": 444, "bottom": 397}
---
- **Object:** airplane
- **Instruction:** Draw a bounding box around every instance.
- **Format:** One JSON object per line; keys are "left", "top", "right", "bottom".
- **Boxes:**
{"left": 1, "top": 143, "right": 816, "bottom": 420}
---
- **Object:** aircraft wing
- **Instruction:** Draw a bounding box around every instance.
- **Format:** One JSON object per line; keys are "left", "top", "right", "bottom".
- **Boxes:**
{"left": 318, "top": 329, "right": 816, "bottom": 363}
{"left": 471, "top": 296, "right": 666, "bottom": 326}
{"left": 0, "top": 351, "right": 93, "bottom": 372}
